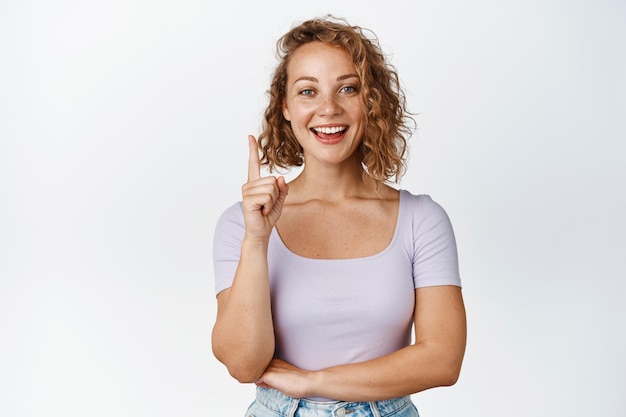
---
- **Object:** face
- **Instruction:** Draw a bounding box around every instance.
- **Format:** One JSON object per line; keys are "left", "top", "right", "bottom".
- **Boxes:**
{"left": 282, "top": 41, "right": 365, "bottom": 168}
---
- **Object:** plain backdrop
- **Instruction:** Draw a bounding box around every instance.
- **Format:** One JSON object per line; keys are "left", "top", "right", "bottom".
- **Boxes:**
{"left": 1, "top": 0, "right": 625, "bottom": 416}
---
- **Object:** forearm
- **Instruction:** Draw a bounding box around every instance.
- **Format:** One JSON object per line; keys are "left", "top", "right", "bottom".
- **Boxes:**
{"left": 310, "top": 342, "right": 464, "bottom": 401}
{"left": 258, "top": 287, "right": 467, "bottom": 401}
{"left": 212, "top": 238, "right": 275, "bottom": 382}
{"left": 309, "top": 288, "right": 467, "bottom": 401}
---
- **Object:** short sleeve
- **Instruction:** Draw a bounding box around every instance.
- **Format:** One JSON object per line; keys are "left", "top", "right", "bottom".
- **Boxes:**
{"left": 408, "top": 194, "right": 462, "bottom": 289}
{"left": 213, "top": 202, "right": 245, "bottom": 295}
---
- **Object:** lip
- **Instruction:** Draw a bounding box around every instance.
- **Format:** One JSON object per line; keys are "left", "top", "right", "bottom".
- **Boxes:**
{"left": 310, "top": 124, "right": 348, "bottom": 145}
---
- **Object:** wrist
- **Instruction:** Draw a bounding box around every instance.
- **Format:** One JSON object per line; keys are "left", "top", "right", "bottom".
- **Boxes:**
{"left": 241, "top": 234, "right": 270, "bottom": 252}
{"left": 306, "top": 369, "right": 327, "bottom": 398}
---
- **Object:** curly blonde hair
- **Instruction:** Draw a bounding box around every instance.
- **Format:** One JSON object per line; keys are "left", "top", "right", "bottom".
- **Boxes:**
{"left": 258, "top": 15, "right": 415, "bottom": 183}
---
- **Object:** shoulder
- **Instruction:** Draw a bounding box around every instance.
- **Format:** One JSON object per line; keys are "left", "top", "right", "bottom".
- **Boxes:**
{"left": 216, "top": 201, "right": 243, "bottom": 225}
{"left": 399, "top": 189, "right": 456, "bottom": 240}
{"left": 400, "top": 190, "right": 449, "bottom": 219}
{"left": 399, "top": 190, "right": 461, "bottom": 286}
{"left": 214, "top": 202, "right": 245, "bottom": 240}
{"left": 213, "top": 202, "right": 245, "bottom": 295}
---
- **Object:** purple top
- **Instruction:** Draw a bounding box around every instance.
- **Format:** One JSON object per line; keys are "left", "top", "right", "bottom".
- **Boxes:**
{"left": 213, "top": 190, "right": 461, "bottom": 398}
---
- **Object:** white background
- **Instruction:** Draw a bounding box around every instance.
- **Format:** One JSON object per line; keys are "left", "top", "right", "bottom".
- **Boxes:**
{"left": 1, "top": 0, "right": 625, "bottom": 416}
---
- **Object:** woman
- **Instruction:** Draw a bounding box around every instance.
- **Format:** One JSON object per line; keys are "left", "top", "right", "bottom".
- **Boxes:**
{"left": 212, "top": 15, "right": 466, "bottom": 417}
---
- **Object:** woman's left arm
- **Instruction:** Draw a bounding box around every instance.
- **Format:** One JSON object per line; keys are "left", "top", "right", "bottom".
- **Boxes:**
{"left": 256, "top": 285, "right": 466, "bottom": 402}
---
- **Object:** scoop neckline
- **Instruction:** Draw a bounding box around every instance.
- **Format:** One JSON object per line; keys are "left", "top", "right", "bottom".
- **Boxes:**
{"left": 270, "top": 189, "right": 407, "bottom": 262}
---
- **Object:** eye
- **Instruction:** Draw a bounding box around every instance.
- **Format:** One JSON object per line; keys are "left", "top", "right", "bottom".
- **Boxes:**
{"left": 299, "top": 89, "right": 315, "bottom": 96}
{"left": 340, "top": 85, "right": 358, "bottom": 94}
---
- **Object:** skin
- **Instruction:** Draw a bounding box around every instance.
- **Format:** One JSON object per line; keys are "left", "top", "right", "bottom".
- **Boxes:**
{"left": 212, "top": 41, "right": 467, "bottom": 401}
{"left": 211, "top": 135, "right": 288, "bottom": 382}
{"left": 282, "top": 42, "right": 365, "bottom": 173}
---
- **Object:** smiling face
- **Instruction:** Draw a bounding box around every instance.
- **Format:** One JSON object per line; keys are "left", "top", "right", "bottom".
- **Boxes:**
{"left": 282, "top": 41, "right": 366, "bottom": 169}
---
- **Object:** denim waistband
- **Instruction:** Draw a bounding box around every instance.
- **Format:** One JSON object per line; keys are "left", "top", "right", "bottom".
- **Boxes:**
{"left": 254, "top": 386, "right": 415, "bottom": 417}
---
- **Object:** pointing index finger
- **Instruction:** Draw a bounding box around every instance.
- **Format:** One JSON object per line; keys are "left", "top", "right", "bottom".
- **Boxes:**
{"left": 247, "top": 135, "right": 261, "bottom": 182}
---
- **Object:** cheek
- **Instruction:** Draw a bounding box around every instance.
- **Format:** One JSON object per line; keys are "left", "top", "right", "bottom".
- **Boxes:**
{"left": 285, "top": 106, "right": 311, "bottom": 125}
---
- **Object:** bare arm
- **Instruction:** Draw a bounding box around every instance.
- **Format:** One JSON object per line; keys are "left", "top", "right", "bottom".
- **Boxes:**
{"left": 211, "top": 136, "right": 288, "bottom": 383}
{"left": 257, "top": 285, "right": 466, "bottom": 401}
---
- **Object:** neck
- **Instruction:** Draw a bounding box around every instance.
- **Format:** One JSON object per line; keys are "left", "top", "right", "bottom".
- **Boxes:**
{"left": 288, "top": 160, "right": 385, "bottom": 202}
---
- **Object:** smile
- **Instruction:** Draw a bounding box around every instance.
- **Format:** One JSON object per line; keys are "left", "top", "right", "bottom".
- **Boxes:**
{"left": 312, "top": 126, "right": 347, "bottom": 135}
{"left": 310, "top": 126, "right": 348, "bottom": 144}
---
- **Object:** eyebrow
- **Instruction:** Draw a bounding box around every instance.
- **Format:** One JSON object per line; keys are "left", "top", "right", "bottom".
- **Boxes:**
{"left": 292, "top": 74, "right": 359, "bottom": 84}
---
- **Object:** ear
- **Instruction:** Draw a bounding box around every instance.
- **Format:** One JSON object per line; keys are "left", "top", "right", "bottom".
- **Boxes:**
{"left": 282, "top": 101, "right": 291, "bottom": 121}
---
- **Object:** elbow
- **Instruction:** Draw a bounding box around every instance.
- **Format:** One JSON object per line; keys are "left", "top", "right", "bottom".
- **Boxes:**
{"left": 212, "top": 344, "right": 272, "bottom": 384}
{"left": 211, "top": 326, "right": 274, "bottom": 384}
{"left": 432, "top": 340, "right": 465, "bottom": 387}
{"left": 435, "top": 357, "right": 463, "bottom": 387}
{"left": 226, "top": 363, "right": 266, "bottom": 384}
{"left": 422, "top": 346, "right": 464, "bottom": 388}
{"left": 221, "top": 351, "right": 272, "bottom": 383}
{"left": 439, "top": 365, "right": 462, "bottom": 387}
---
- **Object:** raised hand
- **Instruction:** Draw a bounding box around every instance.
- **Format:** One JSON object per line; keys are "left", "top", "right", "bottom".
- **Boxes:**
{"left": 241, "top": 135, "right": 289, "bottom": 243}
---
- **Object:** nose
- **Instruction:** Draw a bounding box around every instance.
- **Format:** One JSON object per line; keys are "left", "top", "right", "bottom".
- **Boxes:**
{"left": 319, "top": 94, "right": 341, "bottom": 117}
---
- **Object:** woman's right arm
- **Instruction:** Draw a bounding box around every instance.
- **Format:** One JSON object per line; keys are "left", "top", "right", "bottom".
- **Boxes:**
{"left": 211, "top": 136, "right": 289, "bottom": 383}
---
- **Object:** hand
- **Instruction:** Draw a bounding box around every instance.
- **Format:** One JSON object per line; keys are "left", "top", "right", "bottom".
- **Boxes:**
{"left": 256, "top": 358, "right": 314, "bottom": 399}
{"left": 241, "top": 135, "right": 289, "bottom": 243}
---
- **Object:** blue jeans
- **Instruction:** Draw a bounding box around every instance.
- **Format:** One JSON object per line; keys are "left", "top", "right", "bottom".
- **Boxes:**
{"left": 246, "top": 387, "right": 420, "bottom": 417}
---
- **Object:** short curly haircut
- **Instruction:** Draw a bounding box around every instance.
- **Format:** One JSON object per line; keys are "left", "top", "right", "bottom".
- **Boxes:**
{"left": 258, "top": 15, "right": 415, "bottom": 183}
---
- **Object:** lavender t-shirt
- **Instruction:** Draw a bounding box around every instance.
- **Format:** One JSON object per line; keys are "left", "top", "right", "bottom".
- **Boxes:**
{"left": 213, "top": 190, "right": 461, "bottom": 379}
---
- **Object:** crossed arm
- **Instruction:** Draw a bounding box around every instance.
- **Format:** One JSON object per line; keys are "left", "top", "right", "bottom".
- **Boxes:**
{"left": 213, "top": 282, "right": 466, "bottom": 402}
{"left": 255, "top": 285, "right": 466, "bottom": 402}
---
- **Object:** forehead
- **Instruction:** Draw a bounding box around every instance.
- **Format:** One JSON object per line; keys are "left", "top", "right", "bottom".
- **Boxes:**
{"left": 287, "top": 41, "right": 356, "bottom": 79}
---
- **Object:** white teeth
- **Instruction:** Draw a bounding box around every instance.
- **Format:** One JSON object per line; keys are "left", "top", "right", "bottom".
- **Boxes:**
{"left": 313, "top": 126, "right": 346, "bottom": 134}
